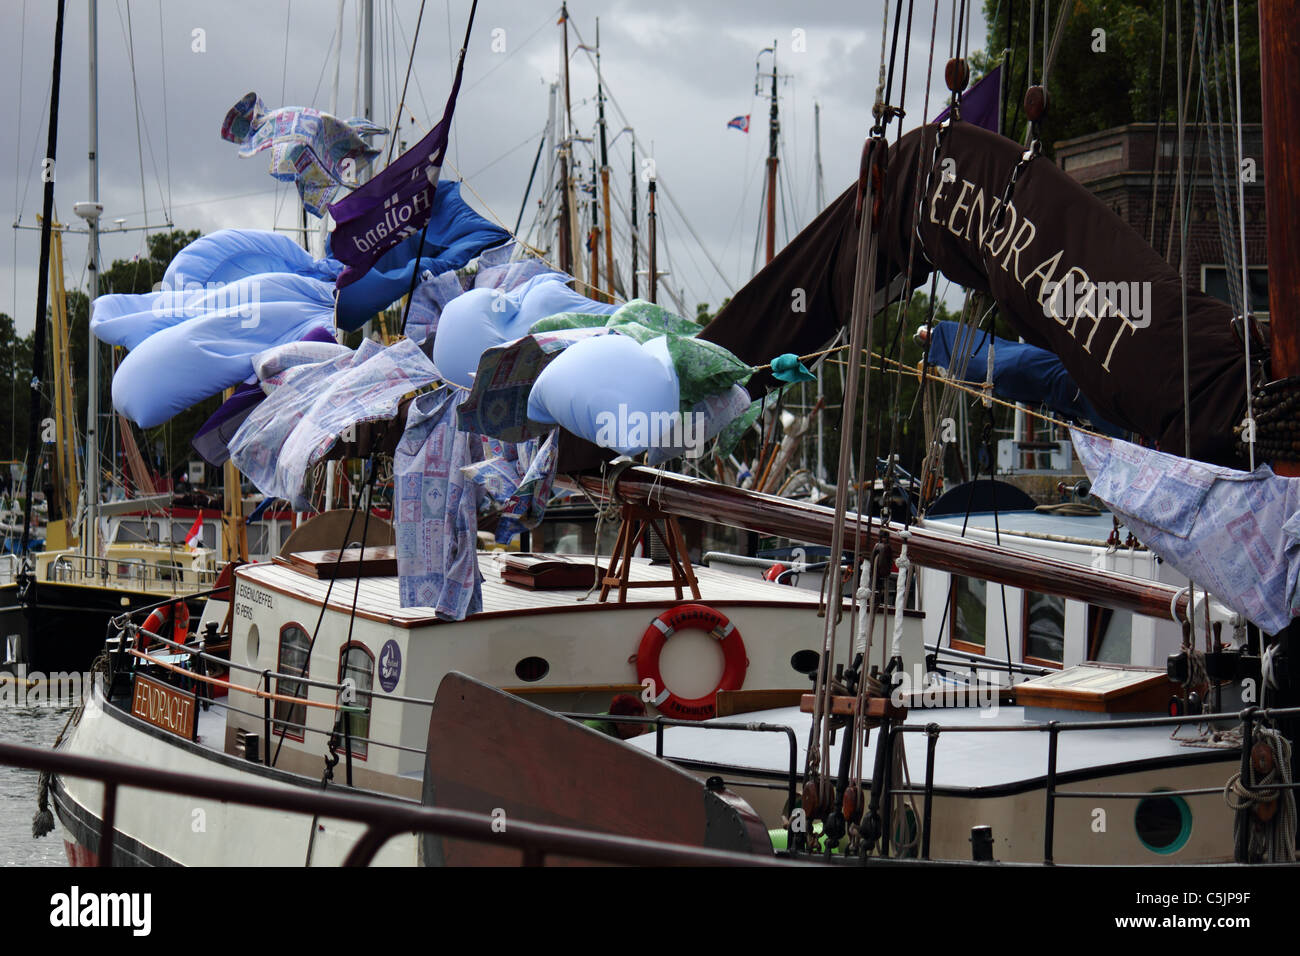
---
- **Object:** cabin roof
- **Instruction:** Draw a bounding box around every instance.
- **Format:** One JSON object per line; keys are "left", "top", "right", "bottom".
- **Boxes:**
{"left": 236, "top": 552, "right": 838, "bottom": 628}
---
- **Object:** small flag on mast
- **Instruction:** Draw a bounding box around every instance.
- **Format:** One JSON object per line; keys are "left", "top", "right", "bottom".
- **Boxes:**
{"left": 185, "top": 515, "right": 204, "bottom": 551}
{"left": 727, "top": 115, "right": 750, "bottom": 133}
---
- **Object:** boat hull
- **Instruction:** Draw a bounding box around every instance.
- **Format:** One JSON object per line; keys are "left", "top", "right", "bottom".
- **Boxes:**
{"left": 52, "top": 686, "right": 418, "bottom": 866}
{"left": 0, "top": 581, "right": 184, "bottom": 673}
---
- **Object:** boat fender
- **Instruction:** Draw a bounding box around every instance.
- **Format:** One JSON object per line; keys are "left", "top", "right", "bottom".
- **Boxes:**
{"left": 635, "top": 604, "right": 747, "bottom": 721}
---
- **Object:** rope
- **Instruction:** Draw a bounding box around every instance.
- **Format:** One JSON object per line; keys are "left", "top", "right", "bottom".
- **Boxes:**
{"left": 1224, "top": 724, "right": 1296, "bottom": 863}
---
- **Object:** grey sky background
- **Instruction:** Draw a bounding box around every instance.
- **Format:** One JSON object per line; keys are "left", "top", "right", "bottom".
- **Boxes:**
{"left": 2, "top": 0, "right": 987, "bottom": 334}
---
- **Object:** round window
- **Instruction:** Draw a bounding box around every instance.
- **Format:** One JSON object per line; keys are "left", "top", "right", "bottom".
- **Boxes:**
{"left": 1134, "top": 790, "right": 1192, "bottom": 855}
{"left": 244, "top": 624, "right": 260, "bottom": 665}
{"left": 514, "top": 656, "right": 550, "bottom": 682}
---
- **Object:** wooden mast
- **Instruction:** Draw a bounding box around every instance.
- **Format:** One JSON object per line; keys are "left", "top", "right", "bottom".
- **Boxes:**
{"left": 596, "top": 18, "right": 615, "bottom": 303}
{"left": 45, "top": 218, "right": 80, "bottom": 544}
{"left": 763, "top": 41, "right": 779, "bottom": 264}
{"left": 557, "top": 4, "right": 574, "bottom": 276}
{"left": 1258, "top": 0, "right": 1300, "bottom": 476}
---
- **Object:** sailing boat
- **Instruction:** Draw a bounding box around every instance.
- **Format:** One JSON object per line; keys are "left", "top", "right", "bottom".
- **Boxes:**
{"left": 0, "top": 0, "right": 217, "bottom": 674}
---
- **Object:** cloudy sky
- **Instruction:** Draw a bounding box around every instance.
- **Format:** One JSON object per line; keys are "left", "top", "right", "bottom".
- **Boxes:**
{"left": 2, "top": 0, "right": 987, "bottom": 333}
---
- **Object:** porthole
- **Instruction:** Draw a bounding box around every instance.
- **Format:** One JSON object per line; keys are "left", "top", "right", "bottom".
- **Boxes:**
{"left": 515, "top": 656, "right": 550, "bottom": 682}
{"left": 1134, "top": 790, "right": 1192, "bottom": 855}
{"left": 245, "top": 624, "right": 260, "bottom": 666}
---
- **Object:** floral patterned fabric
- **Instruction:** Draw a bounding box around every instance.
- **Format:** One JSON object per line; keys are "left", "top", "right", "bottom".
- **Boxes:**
{"left": 394, "top": 387, "right": 482, "bottom": 619}
{"left": 1073, "top": 429, "right": 1300, "bottom": 634}
{"left": 230, "top": 339, "right": 438, "bottom": 508}
{"left": 221, "top": 93, "right": 387, "bottom": 217}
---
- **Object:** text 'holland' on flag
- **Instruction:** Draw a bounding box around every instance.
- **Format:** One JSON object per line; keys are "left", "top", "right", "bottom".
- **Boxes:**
{"left": 328, "top": 2, "right": 480, "bottom": 289}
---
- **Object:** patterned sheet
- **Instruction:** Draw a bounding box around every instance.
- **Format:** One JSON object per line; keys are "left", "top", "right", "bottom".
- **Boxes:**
{"left": 221, "top": 92, "right": 387, "bottom": 217}
{"left": 1073, "top": 429, "right": 1300, "bottom": 634}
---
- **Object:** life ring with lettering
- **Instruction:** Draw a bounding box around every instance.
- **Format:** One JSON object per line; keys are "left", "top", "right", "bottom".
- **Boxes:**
{"left": 635, "top": 604, "right": 748, "bottom": 721}
{"left": 140, "top": 601, "right": 190, "bottom": 649}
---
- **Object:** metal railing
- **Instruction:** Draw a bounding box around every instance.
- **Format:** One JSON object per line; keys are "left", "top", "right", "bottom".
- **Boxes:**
{"left": 0, "top": 739, "right": 807, "bottom": 868}
{"left": 561, "top": 711, "right": 799, "bottom": 815}
{"left": 43, "top": 551, "right": 219, "bottom": 591}
{"left": 885, "top": 704, "right": 1300, "bottom": 863}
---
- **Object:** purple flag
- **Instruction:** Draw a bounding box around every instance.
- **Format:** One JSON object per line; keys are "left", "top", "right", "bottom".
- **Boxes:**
{"left": 328, "top": 2, "right": 480, "bottom": 289}
{"left": 933, "top": 64, "right": 1002, "bottom": 134}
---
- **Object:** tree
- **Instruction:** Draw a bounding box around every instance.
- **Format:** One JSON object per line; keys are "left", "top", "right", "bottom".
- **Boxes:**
{"left": 971, "top": 0, "right": 1261, "bottom": 158}
{"left": 0, "top": 313, "right": 34, "bottom": 464}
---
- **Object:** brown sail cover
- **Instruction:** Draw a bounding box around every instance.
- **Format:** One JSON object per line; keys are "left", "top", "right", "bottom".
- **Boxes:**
{"left": 703, "top": 121, "right": 1248, "bottom": 465}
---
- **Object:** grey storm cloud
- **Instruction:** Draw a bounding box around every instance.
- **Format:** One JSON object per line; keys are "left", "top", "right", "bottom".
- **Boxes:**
{"left": 2, "top": 0, "right": 986, "bottom": 334}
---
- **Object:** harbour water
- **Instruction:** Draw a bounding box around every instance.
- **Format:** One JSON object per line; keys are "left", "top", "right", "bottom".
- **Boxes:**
{"left": 0, "top": 702, "right": 73, "bottom": 866}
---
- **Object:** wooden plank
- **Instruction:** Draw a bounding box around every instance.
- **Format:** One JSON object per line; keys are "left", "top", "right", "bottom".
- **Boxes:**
{"left": 131, "top": 672, "right": 196, "bottom": 741}
{"left": 715, "top": 687, "right": 807, "bottom": 717}
{"left": 1014, "top": 665, "right": 1176, "bottom": 713}
{"left": 280, "top": 545, "right": 398, "bottom": 579}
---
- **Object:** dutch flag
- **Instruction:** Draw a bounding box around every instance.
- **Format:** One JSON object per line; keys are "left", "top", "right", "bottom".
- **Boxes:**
{"left": 727, "top": 114, "right": 750, "bottom": 133}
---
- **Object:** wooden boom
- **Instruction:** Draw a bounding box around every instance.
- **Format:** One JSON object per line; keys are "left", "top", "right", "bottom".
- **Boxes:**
{"left": 561, "top": 466, "right": 1192, "bottom": 622}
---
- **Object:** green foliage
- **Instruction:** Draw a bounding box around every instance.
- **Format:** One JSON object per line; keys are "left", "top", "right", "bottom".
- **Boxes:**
{"left": 694, "top": 297, "right": 731, "bottom": 326}
{"left": 0, "top": 313, "right": 34, "bottom": 463}
{"left": 976, "top": 0, "right": 1261, "bottom": 156}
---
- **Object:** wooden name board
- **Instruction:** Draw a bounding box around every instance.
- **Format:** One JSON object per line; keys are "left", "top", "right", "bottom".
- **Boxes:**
{"left": 131, "top": 672, "right": 196, "bottom": 740}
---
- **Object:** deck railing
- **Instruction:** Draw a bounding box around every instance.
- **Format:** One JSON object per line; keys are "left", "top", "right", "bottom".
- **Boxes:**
{"left": 0, "top": 738, "right": 806, "bottom": 867}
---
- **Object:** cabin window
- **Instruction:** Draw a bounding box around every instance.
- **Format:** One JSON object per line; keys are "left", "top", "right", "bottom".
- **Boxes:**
{"left": 1088, "top": 606, "right": 1133, "bottom": 664}
{"left": 950, "top": 577, "right": 986, "bottom": 653}
{"left": 1023, "top": 592, "right": 1065, "bottom": 667}
{"left": 335, "top": 643, "right": 373, "bottom": 760}
{"left": 274, "top": 624, "right": 311, "bottom": 741}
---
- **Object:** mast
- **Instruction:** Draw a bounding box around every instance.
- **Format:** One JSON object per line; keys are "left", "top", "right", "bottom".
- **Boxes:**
{"left": 761, "top": 41, "right": 779, "bottom": 264}
{"left": 588, "top": 158, "right": 599, "bottom": 298}
{"left": 630, "top": 137, "right": 638, "bottom": 299}
{"left": 647, "top": 176, "right": 658, "bottom": 304}
{"left": 47, "top": 220, "right": 79, "bottom": 531}
{"left": 84, "top": 0, "right": 100, "bottom": 560}
{"left": 812, "top": 100, "right": 825, "bottom": 484}
{"left": 557, "top": 4, "right": 576, "bottom": 277}
{"left": 362, "top": 0, "right": 374, "bottom": 130}
{"left": 813, "top": 100, "right": 825, "bottom": 211}
{"left": 597, "top": 18, "right": 614, "bottom": 302}
{"left": 1259, "top": 0, "right": 1300, "bottom": 476}
{"left": 19, "top": 0, "right": 67, "bottom": 560}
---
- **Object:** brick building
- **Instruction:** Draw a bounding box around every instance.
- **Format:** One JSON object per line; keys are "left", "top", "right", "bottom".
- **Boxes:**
{"left": 1054, "top": 123, "right": 1268, "bottom": 315}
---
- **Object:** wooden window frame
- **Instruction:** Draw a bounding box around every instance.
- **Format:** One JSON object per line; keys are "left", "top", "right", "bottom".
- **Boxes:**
{"left": 274, "top": 622, "right": 311, "bottom": 742}
{"left": 949, "top": 576, "right": 987, "bottom": 656}
{"left": 335, "top": 641, "right": 374, "bottom": 762}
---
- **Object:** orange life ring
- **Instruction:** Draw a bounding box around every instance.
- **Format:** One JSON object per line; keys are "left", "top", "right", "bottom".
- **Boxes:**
{"left": 140, "top": 601, "right": 190, "bottom": 649}
{"left": 636, "top": 604, "right": 748, "bottom": 721}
